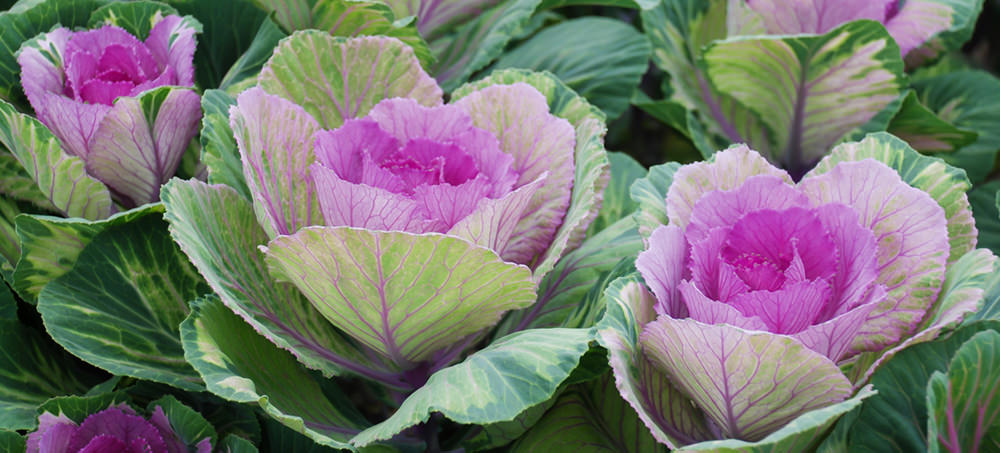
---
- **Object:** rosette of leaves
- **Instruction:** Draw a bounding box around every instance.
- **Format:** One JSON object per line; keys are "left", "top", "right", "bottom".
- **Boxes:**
{"left": 509, "top": 133, "right": 996, "bottom": 451}
{"left": 637, "top": 0, "right": 986, "bottom": 177}
{"left": 162, "top": 31, "right": 614, "bottom": 450}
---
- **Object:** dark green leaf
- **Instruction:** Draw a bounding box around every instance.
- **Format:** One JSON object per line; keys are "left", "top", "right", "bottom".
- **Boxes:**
{"left": 87, "top": 1, "right": 179, "bottom": 39}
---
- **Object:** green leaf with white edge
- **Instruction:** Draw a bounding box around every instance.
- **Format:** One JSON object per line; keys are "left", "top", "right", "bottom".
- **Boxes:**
{"left": 902, "top": 0, "right": 984, "bottom": 69}
{"left": 218, "top": 17, "right": 287, "bottom": 93}
{"left": 0, "top": 430, "right": 24, "bottom": 453}
{"left": 149, "top": 394, "right": 218, "bottom": 449}
{"left": 829, "top": 320, "right": 1000, "bottom": 453}
{"left": 0, "top": 99, "right": 113, "bottom": 220}
{"left": 161, "top": 179, "right": 380, "bottom": 381}
{"left": 0, "top": 320, "right": 100, "bottom": 430}
{"left": 911, "top": 70, "right": 1000, "bottom": 183}
{"left": 87, "top": 1, "right": 179, "bottom": 39}
{"left": 966, "top": 263, "right": 1000, "bottom": 323}
{"left": 490, "top": 17, "right": 651, "bottom": 120}
{"left": 678, "top": 387, "right": 876, "bottom": 452}
{"left": 36, "top": 391, "right": 130, "bottom": 424}
{"left": 222, "top": 434, "right": 259, "bottom": 453}
{"left": 351, "top": 327, "right": 594, "bottom": 447}
{"left": 264, "top": 226, "right": 536, "bottom": 367}
{"left": 452, "top": 68, "right": 611, "bottom": 283}
{"left": 927, "top": 329, "right": 1000, "bottom": 453}
{"left": 701, "top": 20, "right": 906, "bottom": 174}
{"left": 630, "top": 161, "right": 681, "bottom": 241}
{"left": 13, "top": 203, "right": 163, "bottom": 303}
{"left": 0, "top": 0, "right": 96, "bottom": 106}
{"left": 258, "top": 31, "right": 442, "bottom": 130}
{"left": 430, "top": 0, "right": 541, "bottom": 92}
{"left": 507, "top": 372, "right": 666, "bottom": 452}
{"left": 0, "top": 151, "right": 55, "bottom": 211}
{"left": 887, "top": 90, "right": 977, "bottom": 154}
{"left": 970, "top": 180, "right": 1000, "bottom": 255}
{"left": 260, "top": 418, "right": 347, "bottom": 453}
{"left": 588, "top": 152, "right": 646, "bottom": 236}
{"left": 180, "top": 295, "right": 368, "bottom": 450}
{"left": 496, "top": 216, "right": 642, "bottom": 335}
{"left": 198, "top": 90, "right": 249, "bottom": 199}
{"left": 808, "top": 132, "right": 976, "bottom": 264}
{"left": 37, "top": 209, "right": 209, "bottom": 391}
{"left": 166, "top": 0, "right": 270, "bottom": 88}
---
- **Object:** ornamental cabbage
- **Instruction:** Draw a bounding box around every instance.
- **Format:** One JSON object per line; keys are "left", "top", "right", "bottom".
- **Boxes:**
{"left": 27, "top": 403, "right": 210, "bottom": 453}
{"left": 162, "top": 30, "right": 608, "bottom": 448}
{"left": 7, "top": 14, "right": 201, "bottom": 213}
{"left": 599, "top": 133, "right": 996, "bottom": 448}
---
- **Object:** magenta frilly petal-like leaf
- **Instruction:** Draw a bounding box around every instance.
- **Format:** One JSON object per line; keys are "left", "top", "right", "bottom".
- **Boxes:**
{"left": 144, "top": 14, "right": 199, "bottom": 86}
{"left": 454, "top": 83, "right": 576, "bottom": 266}
{"left": 639, "top": 317, "right": 852, "bottom": 441}
{"left": 684, "top": 175, "right": 808, "bottom": 245}
{"left": 635, "top": 225, "right": 688, "bottom": 317}
{"left": 447, "top": 176, "right": 544, "bottom": 254}
{"left": 310, "top": 163, "right": 437, "bottom": 232}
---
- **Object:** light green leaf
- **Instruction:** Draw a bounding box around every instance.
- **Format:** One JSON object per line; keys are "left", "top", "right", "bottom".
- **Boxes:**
{"left": 491, "top": 17, "right": 651, "bottom": 119}
{"left": 258, "top": 31, "right": 442, "bottom": 130}
{"left": 701, "top": 20, "right": 906, "bottom": 174}
{"left": 218, "top": 17, "right": 287, "bottom": 92}
{"left": 161, "top": 179, "right": 378, "bottom": 380}
{"left": 87, "top": 0, "right": 179, "bottom": 39}
{"left": 630, "top": 161, "right": 681, "bottom": 240}
{"left": 0, "top": 151, "right": 54, "bottom": 211}
{"left": 829, "top": 320, "right": 1000, "bottom": 453}
{"left": 588, "top": 152, "right": 646, "bottom": 236}
{"left": 198, "top": 90, "right": 249, "bottom": 198}
{"left": 911, "top": 70, "right": 1000, "bottom": 183}
{"left": 508, "top": 373, "right": 666, "bottom": 452}
{"left": 13, "top": 204, "right": 162, "bottom": 302}
{"left": 37, "top": 209, "right": 209, "bottom": 391}
{"left": 0, "top": 99, "right": 113, "bottom": 220}
{"left": 0, "top": 320, "right": 99, "bottom": 430}
{"left": 0, "top": 197, "right": 22, "bottom": 267}
{"left": 180, "top": 295, "right": 366, "bottom": 450}
{"left": 809, "top": 132, "right": 975, "bottom": 264}
{"left": 351, "top": 328, "right": 594, "bottom": 447}
{"left": 311, "top": 0, "right": 434, "bottom": 69}
{"left": 887, "top": 90, "right": 977, "bottom": 154}
{"left": 926, "top": 329, "right": 1000, "bottom": 453}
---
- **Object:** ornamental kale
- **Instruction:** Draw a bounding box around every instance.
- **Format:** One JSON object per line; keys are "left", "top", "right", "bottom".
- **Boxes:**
{"left": 27, "top": 403, "right": 210, "bottom": 453}
{"left": 599, "top": 133, "right": 996, "bottom": 448}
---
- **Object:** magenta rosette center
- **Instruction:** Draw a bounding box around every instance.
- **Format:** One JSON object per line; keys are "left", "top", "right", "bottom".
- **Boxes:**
{"left": 27, "top": 404, "right": 210, "bottom": 453}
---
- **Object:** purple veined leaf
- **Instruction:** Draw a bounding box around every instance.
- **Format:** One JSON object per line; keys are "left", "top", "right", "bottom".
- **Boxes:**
{"left": 886, "top": 0, "right": 983, "bottom": 68}
{"left": 454, "top": 82, "right": 576, "bottom": 266}
{"left": 800, "top": 158, "right": 950, "bottom": 353}
{"left": 160, "top": 179, "right": 403, "bottom": 386}
{"left": 447, "top": 176, "right": 544, "bottom": 254}
{"left": 926, "top": 329, "right": 1000, "bottom": 453}
{"left": 635, "top": 225, "right": 688, "bottom": 318}
{"left": 144, "top": 14, "right": 200, "bottom": 87}
{"left": 311, "top": 163, "right": 438, "bottom": 233}
{"left": 596, "top": 275, "right": 715, "bottom": 448}
{"left": 738, "top": 0, "right": 895, "bottom": 36}
{"left": 258, "top": 32, "right": 442, "bottom": 130}
{"left": 384, "top": 0, "right": 502, "bottom": 39}
{"left": 640, "top": 317, "right": 853, "bottom": 441}
{"left": 229, "top": 87, "right": 322, "bottom": 238}
{"left": 85, "top": 87, "right": 201, "bottom": 208}
{"left": 262, "top": 226, "right": 537, "bottom": 372}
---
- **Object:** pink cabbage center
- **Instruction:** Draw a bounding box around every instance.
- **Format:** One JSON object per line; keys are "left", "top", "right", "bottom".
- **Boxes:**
{"left": 62, "top": 26, "right": 177, "bottom": 106}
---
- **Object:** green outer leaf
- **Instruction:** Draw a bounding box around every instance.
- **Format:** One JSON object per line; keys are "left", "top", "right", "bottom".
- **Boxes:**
{"left": 148, "top": 394, "right": 217, "bottom": 449}
{"left": 887, "top": 90, "right": 977, "bottom": 154}
{"left": 830, "top": 320, "right": 1000, "bottom": 453}
{"left": 927, "top": 329, "right": 1000, "bottom": 453}
{"left": 809, "top": 132, "right": 975, "bottom": 264}
{"left": 166, "top": 0, "right": 270, "bottom": 88}
{"left": 13, "top": 204, "right": 162, "bottom": 302}
{"left": 630, "top": 161, "right": 681, "bottom": 241}
{"left": 491, "top": 17, "right": 651, "bottom": 120}
{"left": 588, "top": 152, "right": 646, "bottom": 236}
{"left": 0, "top": 0, "right": 96, "bottom": 105}
{"left": 0, "top": 320, "right": 96, "bottom": 430}
{"left": 222, "top": 434, "right": 259, "bottom": 453}
{"left": 351, "top": 328, "right": 595, "bottom": 447}
{"left": 903, "top": 0, "right": 985, "bottom": 69}
{"left": 0, "top": 99, "right": 113, "bottom": 220}
{"left": 0, "top": 151, "right": 55, "bottom": 211}
{"left": 37, "top": 210, "right": 209, "bottom": 391}
{"left": 969, "top": 180, "right": 1000, "bottom": 255}
{"left": 678, "top": 387, "right": 876, "bottom": 452}
{"left": 198, "top": 89, "right": 250, "bottom": 199}
{"left": 0, "top": 197, "right": 22, "bottom": 267}
{"left": 258, "top": 31, "right": 442, "bottom": 130}
{"left": 0, "top": 280, "right": 14, "bottom": 320}
{"left": 35, "top": 391, "right": 129, "bottom": 424}
{"left": 160, "top": 179, "right": 377, "bottom": 380}
{"left": 87, "top": 1, "right": 179, "bottom": 39}
{"left": 264, "top": 226, "right": 537, "bottom": 367}
{"left": 430, "top": 0, "right": 541, "bottom": 91}
{"left": 217, "top": 17, "right": 287, "bottom": 92}
{"left": 0, "top": 430, "right": 24, "bottom": 453}
{"left": 311, "top": 0, "right": 434, "bottom": 70}
{"left": 180, "top": 295, "right": 364, "bottom": 450}
{"left": 701, "top": 20, "right": 906, "bottom": 171}
{"left": 912, "top": 70, "right": 1000, "bottom": 183}
{"left": 452, "top": 68, "right": 610, "bottom": 284}
{"left": 507, "top": 373, "right": 666, "bottom": 452}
